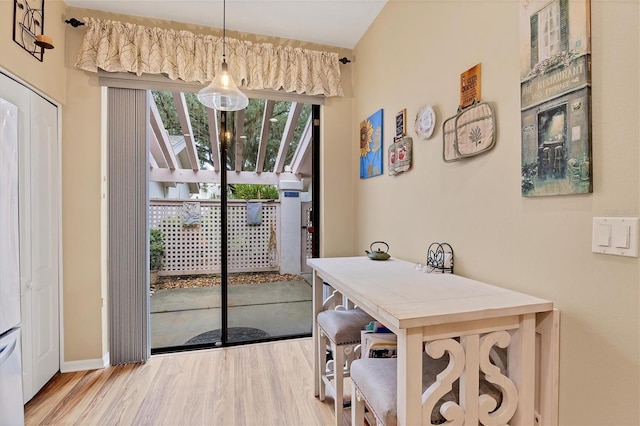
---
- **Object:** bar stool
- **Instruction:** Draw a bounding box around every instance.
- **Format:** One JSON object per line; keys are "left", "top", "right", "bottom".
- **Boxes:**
{"left": 317, "top": 305, "right": 373, "bottom": 425}
{"left": 351, "top": 354, "right": 504, "bottom": 425}
{"left": 350, "top": 357, "right": 450, "bottom": 426}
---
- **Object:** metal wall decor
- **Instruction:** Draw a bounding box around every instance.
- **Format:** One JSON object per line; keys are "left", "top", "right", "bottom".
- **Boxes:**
{"left": 425, "top": 242, "right": 454, "bottom": 274}
{"left": 13, "top": 0, "right": 51, "bottom": 61}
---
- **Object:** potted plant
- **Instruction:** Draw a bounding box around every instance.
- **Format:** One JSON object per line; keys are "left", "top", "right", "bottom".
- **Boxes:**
{"left": 149, "top": 228, "right": 165, "bottom": 285}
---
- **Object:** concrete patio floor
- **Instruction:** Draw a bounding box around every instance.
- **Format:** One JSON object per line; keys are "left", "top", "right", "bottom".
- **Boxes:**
{"left": 150, "top": 278, "right": 313, "bottom": 349}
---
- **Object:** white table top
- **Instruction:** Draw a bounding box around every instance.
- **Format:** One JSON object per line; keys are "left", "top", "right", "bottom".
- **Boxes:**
{"left": 308, "top": 256, "right": 553, "bottom": 330}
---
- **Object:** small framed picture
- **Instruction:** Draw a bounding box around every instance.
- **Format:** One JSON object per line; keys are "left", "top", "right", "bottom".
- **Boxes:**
{"left": 395, "top": 109, "right": 406, "bottom": 138}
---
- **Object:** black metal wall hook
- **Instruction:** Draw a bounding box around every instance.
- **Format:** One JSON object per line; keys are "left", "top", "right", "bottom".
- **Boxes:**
{"left": 338, "top": 57, "right": 351, "bottom": 65}
{"left": 64, "top": 18, "right": 85, "bottom": 27}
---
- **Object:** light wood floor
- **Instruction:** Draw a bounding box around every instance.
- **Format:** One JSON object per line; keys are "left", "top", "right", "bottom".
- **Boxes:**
{"left": 25, "top": 338, "right": 350, "bottom": 425}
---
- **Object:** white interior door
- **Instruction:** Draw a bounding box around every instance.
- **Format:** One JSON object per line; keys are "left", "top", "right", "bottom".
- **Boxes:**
{"left": 24, "top": 90, "right": 60, "bottom": 401}
{"left": 0, "top": 72, "right": 60, "bottom": 403}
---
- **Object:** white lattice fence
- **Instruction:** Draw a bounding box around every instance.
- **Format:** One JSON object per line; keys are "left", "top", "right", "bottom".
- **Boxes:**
{"left": 150, "top": 199, "right": 280, "bottom": 276}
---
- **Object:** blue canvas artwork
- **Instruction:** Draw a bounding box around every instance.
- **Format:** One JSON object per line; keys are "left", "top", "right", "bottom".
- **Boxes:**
{"left": 360, "top": 109, "right": 383, "bottom": 178}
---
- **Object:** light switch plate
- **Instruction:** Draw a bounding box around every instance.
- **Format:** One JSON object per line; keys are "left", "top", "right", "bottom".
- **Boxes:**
{"left": 592, "top": 217, "right": 639, "bottom": 257}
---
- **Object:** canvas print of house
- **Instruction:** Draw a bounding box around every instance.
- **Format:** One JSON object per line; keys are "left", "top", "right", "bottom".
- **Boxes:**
{"left": 520, "top": 0, "right": 592, "bottom": 197}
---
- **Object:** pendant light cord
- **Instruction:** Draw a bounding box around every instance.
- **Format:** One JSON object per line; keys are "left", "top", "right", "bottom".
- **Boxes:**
{"left": 222, "top": 0, "right": 226, "bottom": 60}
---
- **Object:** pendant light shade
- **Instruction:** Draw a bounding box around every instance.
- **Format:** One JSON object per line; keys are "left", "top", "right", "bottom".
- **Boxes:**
{"left": 197, "top": 0, "right": 248, "bottom": 111}
{"left": 198, "top": 61, "right": 248, "bottom": 111}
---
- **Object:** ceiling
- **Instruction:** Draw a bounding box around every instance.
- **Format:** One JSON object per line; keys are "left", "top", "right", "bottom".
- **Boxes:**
{"left": 64, "top": 0, "right": 388, "bottom": 49}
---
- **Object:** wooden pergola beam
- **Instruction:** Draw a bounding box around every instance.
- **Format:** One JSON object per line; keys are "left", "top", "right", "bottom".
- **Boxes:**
{"left": 290, "top": 116, "right": 312, "bottom": 176}
{"left": 171, "top": 92, "right": 200, "bottom": 171}
{"left": 149, "top": 169, "right": 302, "bottom": 185}
{"left": 149, "top": 124, "right": 167, "bottom": 168}
{"left": 149, "top": 97, "right": 178, "bottom": 170}
{"left": 149, "top": 91, "right": 314, "bottom": 194}
{"left": 149, "top": 124, "right": 176, "bottom": 188}
{"left": 273, "top": 102, "right": 303, "bottom": 173}
{"left": 149, "top": 147, "right": 159, "bottom": 170}
{"left": 255, "top": 100, "right": 275, "bottom": 173}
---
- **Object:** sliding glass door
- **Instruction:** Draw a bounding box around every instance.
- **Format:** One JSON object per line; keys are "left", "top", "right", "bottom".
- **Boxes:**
{"left": 223, "top": 101, "right": 317, "bottom": 344}
{"left": 148, "top": 90, "right": 224, "bottom": 351}
{"left": 149, "top": 92, "right": 318, "bottom": 352}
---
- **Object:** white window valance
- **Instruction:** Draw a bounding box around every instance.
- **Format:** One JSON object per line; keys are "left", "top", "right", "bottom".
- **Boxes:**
{"left": 75, "top": 17, "right": 344, "bottom": 97}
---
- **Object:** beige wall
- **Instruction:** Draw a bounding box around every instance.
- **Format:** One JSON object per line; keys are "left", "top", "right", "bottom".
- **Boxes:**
{"left": 352, "top": 1, "right": 639, "bottom": 424}
{"left": 62, "top": 22, "right": 105, "bottom": 362}
{"left": 320, "top": 96, "right": 356, "bottom": 257}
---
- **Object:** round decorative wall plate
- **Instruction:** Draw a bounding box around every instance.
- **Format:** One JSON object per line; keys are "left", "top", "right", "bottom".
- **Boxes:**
{"left": 415, "top": 104, "right": 436, "bottom": 139}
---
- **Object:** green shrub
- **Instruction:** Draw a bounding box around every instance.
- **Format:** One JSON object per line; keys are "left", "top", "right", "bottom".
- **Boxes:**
{"left": 150, "top": 228, "right": 165, "bottom": 270}
{"left": 231, "top": 184, "right": 279, "bottom": 200}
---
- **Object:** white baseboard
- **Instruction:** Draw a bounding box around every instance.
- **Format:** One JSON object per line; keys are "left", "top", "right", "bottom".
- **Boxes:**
{"left": 61, "top": 352, "right": 110, "bottom": 373}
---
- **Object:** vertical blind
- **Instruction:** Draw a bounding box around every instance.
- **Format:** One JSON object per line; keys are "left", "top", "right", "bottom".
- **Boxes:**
{"left": 108, "top": 87, "right": 150, "bottom": 364}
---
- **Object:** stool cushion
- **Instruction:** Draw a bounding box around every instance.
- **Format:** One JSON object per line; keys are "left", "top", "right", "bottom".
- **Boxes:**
{"left": 351, "top": 353, "right": 503, "bottom": 425}
{"left": 351, "top": 358, "right": 398, "bottom": 426}
{"left": 317, "top": 308, "right": 373, "bottom": 345}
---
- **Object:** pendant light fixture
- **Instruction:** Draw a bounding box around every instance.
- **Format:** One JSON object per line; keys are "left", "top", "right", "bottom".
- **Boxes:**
{"left": 197, "top": 0, "right": 249, "bottom": 111}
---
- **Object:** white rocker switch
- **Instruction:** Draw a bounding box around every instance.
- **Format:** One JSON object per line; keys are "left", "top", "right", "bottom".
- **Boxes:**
{"left": 613, "top": 225, "right": 630, "bottom": 249}
{"left": 596, "top": 224, "right": 611, "bottom": 247}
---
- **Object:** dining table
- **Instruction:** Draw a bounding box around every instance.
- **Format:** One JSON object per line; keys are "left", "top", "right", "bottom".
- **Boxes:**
{"left": 308, "top": 256, "right": 559, "bottom": 425}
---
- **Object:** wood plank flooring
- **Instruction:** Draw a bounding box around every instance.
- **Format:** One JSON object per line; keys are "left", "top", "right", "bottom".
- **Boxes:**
{"left": 24, "top": 338, "right": 345, "bottom": 425}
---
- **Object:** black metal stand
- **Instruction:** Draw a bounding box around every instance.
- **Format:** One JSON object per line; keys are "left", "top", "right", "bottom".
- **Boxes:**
{"left": 425, "top": 242, "right": 454, "bottom": 274}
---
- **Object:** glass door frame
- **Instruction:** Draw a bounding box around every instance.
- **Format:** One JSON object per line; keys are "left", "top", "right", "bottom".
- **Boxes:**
{"left": 218, "top": 104, "right": 321, "bottom": 347}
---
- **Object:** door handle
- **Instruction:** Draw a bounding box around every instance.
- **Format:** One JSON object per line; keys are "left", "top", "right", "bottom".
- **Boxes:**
{"left": 0, "top": 337, "right": 17, "bottom": 365}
